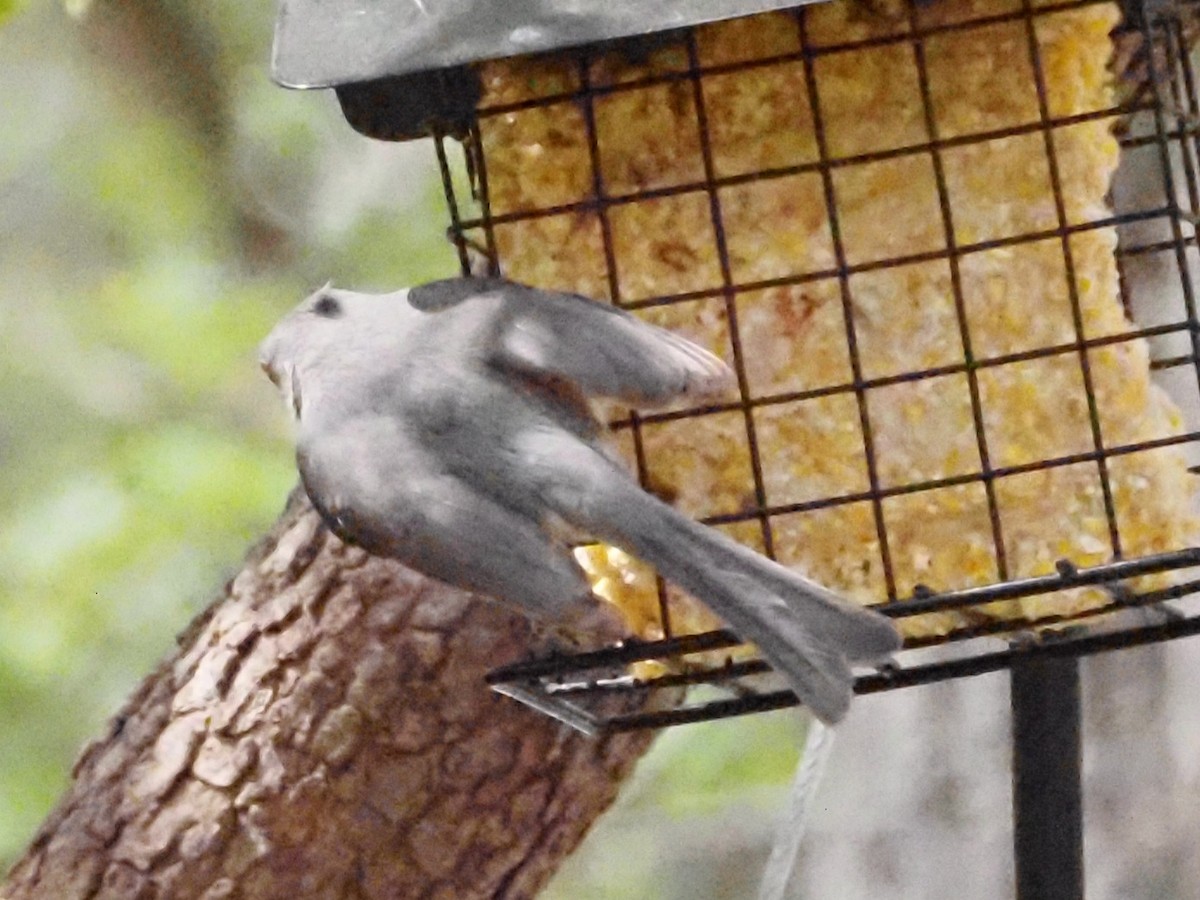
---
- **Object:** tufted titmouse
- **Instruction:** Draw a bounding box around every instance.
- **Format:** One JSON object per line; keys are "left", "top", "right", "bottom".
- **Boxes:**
{"left": 259, "top": 277, "right": 900, "bottom": 723}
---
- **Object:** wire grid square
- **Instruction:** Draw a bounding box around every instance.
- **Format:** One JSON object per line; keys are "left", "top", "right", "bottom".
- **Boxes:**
{"left": 437, "top": 0, "right": 1200, "bottom": 657}
{"left": 477, "top": 101, "right": 593, "bottom": 216}
{"left": 737, "top": 282, "right": 854, "bottom": 393}
{"left": 703, "top": 60, "right": 819, "bottom": 174}
{"left": 813, "top": 41, "right": 928, "bottom": 156}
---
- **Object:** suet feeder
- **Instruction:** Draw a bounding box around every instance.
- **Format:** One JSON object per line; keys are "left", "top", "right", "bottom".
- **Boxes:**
{"left": 272, "top": 0, "right": 1200, "bottom": 895}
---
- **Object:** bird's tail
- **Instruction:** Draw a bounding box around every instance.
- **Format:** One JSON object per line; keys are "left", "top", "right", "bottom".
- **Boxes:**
{"left": 585, "top": 487, "right": 901, "bottom": 724}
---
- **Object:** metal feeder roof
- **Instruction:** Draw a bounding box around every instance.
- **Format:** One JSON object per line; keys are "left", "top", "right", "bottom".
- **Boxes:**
{"left": 273, "top": 0, "right": 826, "bottom": 88}
{"left": 272, "top": 0, "right": 828, "bottom": 139}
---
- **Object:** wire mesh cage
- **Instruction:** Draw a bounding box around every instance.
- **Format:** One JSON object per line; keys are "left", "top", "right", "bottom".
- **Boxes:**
{"left": 410, "top": 0, "right": 1200, "bottom": 735}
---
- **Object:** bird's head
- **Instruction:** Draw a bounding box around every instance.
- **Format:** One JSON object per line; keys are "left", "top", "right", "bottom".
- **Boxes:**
{"left": 259, "top": 283, "right": 410, "bottom": 419}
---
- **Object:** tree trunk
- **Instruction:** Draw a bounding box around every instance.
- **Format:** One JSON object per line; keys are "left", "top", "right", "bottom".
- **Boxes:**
{"left": 2, "top": 489, "right": 658, "bottom": 899}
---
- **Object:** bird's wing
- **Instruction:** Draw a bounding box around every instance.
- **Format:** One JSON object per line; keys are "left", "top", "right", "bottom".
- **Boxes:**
{"left": 408, "top": 277, "right": 734, "bottom": 407}
{"left": 298, "top": 415, "right": 606, "bottom": 631}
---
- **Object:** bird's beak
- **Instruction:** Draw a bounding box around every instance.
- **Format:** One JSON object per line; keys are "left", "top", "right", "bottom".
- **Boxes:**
{"left": 260, "top": 356, "right": 301, "bottom": 419}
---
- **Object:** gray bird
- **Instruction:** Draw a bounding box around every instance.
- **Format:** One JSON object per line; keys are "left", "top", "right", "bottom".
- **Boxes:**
{"left": 259, "top": 277, "right": 901, "bottom": 723}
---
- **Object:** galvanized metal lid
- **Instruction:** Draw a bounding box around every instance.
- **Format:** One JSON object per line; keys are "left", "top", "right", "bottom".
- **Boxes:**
{"left": 272, "top": 0, "right": 818, "bottom": 90}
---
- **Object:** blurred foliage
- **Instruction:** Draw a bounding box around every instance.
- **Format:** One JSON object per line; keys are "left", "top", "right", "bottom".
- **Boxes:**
{"left": 0, "top": 0, "right": 23, "bottom": 25}
{"left": 0, "top": 0, "right": 801, "bottom": 891}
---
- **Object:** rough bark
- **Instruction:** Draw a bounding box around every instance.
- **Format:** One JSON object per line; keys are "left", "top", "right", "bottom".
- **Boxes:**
{"left": 2, "top": 490, "right": 658, "bottom": 899}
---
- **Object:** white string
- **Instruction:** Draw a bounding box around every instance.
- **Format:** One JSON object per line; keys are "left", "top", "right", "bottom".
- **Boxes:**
{"left": 757, "top": 718, "right": 835, "bottom": 900}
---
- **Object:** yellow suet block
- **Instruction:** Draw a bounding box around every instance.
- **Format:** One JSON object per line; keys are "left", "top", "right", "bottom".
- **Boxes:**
{"left": 477, "top": 0, "right": 1198, "bottom": 642}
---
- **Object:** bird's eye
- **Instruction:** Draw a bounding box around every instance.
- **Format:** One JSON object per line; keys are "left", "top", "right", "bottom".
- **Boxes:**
{"left": 312, "top": 295, "right": 342, "bottom": 318}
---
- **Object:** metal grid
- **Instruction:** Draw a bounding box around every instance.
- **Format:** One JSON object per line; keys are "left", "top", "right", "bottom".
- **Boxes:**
{"left": 430, "top": 0, "right": 1200, "bottom": 734}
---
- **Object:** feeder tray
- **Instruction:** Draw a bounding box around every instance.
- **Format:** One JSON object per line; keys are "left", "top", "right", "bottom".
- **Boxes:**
{"left": 487, "top": 550, "right": 1200, "bottom": 732}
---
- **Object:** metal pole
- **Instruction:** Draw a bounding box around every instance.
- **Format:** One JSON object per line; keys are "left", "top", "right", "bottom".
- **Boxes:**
{"left": 1011, "top": 654, "right": 1084, "bottom": 900}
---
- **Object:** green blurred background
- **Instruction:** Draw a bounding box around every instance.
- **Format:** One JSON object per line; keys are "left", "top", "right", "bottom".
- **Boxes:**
{"left": 0, "top": 2, "right": 802, "bottom": 894}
